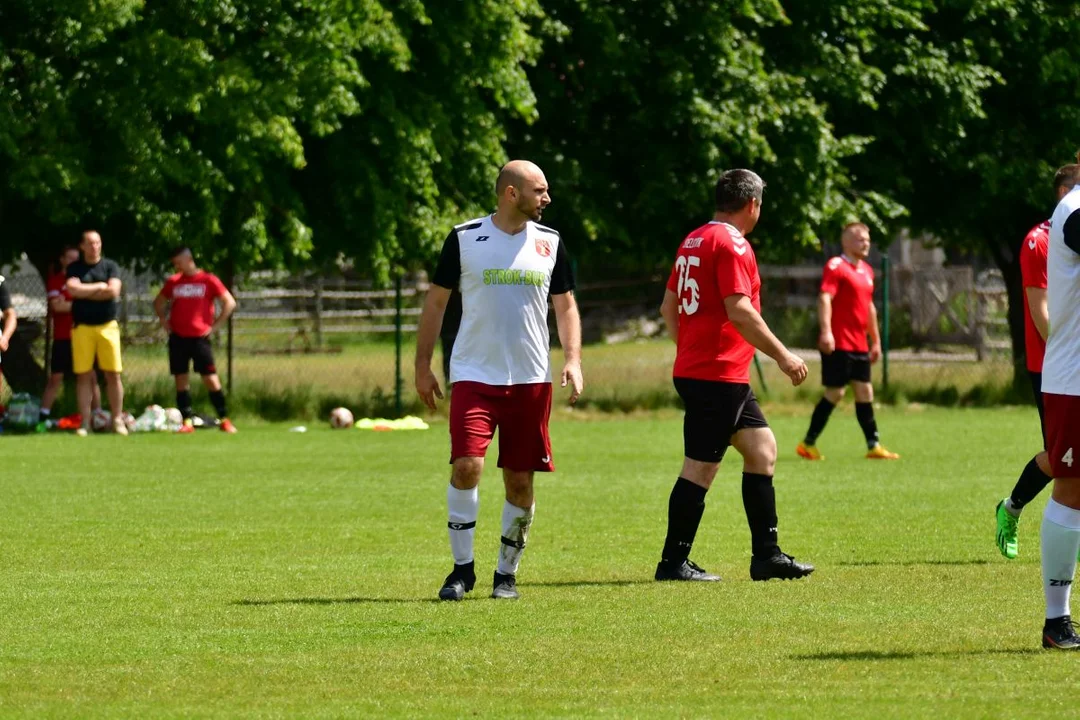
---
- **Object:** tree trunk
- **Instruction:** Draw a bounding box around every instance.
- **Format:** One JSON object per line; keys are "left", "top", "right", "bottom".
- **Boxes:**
{"left": 989, "top": 237, "right": 1029, "bottom": 395}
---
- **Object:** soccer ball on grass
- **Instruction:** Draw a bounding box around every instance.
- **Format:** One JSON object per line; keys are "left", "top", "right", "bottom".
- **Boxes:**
{"left": 329, "top": 407, "right": 354, "bottom": 429}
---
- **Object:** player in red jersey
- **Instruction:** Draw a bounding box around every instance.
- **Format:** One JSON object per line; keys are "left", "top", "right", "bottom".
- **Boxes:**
{"left": 797, "top": 223, "right": 898, "bottom": 461}
{"left": 153, "top": 247, "right": 238, "bottom": 433}
{"left": 41, "top": 246, "right": 101, "bottom": 422}
{"left": 995, "top": 162, "right": 1080, "bottom": 560}
{"left": 655, "top": 169, "right": 814, "bottom": 583}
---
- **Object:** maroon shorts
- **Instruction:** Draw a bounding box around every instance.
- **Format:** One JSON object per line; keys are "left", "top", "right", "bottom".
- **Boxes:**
{"left": 1045, "top": 393, "right": 1080, "bottom": 478}
{"left": 449, "top": 381, "right": 554, "bottom": 472}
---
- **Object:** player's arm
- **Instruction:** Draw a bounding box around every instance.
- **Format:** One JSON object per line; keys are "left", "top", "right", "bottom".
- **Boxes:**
{"left": 868, "top": 301, "right": 882, "bottom": 363}
{"left": 153, "top": 290, "right": 171, "bottom": 334}
{"left": 818, "top": 292, "right": 835, "bottom": 354}
{"left": 1026, "top": 287, "right": 1049, "bottom": 341}
{"left": 0, "top": 285, "right": 15, "bottom": 352}
{"left": 552, "top": 291, "right": 583, "bottom": 404}
{"left": 660, "top": 289, "right": 679, "bottom": 343}
{"left": 48, "top": 293, "right": 73, "bottom": 314}
{"left": 65, "top": 276, "right": 107, "bottom": 299}
{"left": 724, "top": 294, "right": 808, "bottom": 386}
{"left": 415, "top": 229, "right": 461, "bottom": 410}
{"left": 211, "top": 289, "right": 238, "bottom": 334}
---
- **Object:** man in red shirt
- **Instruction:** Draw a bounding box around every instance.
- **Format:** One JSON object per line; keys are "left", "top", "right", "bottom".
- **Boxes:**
{"left": 153, "top": 247, "right": 238, "bottom": 433}
{"left": 995, "top": 161, "right": 1080, "bottom": 559}
{"left": 797, "top": 223, "right": 899, "bottom": 461}
{"left": 655, "top": 169, "right": 814, "bottom": 583}
{"left": 41, "top": 246, "right": 101, "bottom": 422}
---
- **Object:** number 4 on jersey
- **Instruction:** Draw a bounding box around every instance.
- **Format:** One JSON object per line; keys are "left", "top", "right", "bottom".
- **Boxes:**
{"left": 675, "top": 255, "right": 701, "bottom": 315}
{"left": 1064, "top": 448, "right": 1075, "bottom": 468}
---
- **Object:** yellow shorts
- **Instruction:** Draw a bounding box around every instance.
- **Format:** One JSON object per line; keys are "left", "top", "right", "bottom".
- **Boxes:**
{"left": 72, "top": 320, "right": 123, "bottom": 374}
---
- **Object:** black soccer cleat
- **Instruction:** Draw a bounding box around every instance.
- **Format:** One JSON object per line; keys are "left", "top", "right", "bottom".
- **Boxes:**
{"left": 750, "top": 551, "right": 815, "bottom": 581}
{"left": 438, "top": 562, "right": 476, "bottom": 601}
{"left": 1043, "top": 616, "right": 1080, "bottom": 650}
{"left": 491, "top": 571, "right": 519, "bottom": 600}
{"left": 655, "top": 559, "right": 722, "bottom": 582}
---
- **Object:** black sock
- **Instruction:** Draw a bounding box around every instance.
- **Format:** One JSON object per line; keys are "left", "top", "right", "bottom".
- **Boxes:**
{"left": 742, "top": 472, "right": 779, "bottom": 559}
{"left": 177, "top": 390, "right": 194, "bottom": 420}
{"left": 855, "top": 402, "right": 879, "bottom": 449}
{"left": 804, "top": 398, "right": 835, "bottom": 445}
{"left": 1010, "top": 456, "right": 1053, "bottom": 510}
{"left": 209, "top": 390, "right": 228, "bottom": 419}
{"left": 661, "top": 477, "right": 708, "bottom": 564}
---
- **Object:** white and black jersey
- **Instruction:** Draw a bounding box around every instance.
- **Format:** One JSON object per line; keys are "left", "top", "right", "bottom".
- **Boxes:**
{"left": 432, "top": 215, "right": 575, "bottom": 386}
{"left": 1045, "top": 185, "right": 1080, "bottom": 397}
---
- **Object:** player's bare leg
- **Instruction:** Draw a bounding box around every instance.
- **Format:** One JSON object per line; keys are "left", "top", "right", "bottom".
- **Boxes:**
{"left": 799, "top": 386, "right": 844, "bottom": 460}
{"left": 492, "top": 469, "right": 535, "bottom": 600}
{"left": 732, "top": 427, "right": 814, "bottom": 581}
{"left": 656, "top": 458, "right": 723, "bottom": 582}
{"left": 75, "top": 370, "right": 95, "bottom": 436}
{"left": 440, "top": 458, "right": 483, "bottom": 601}
{"left": 103, "top": 371, "right": 126, "bottom": 435}
{"left": 1042, "top": 471, "right": 1080, "bottom": 649}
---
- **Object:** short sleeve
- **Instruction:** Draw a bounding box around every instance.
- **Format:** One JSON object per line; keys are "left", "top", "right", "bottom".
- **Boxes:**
{"left": 209, "top": 274, "right": 228, "bottom": 298}
{"left": 106, "top": 260, "right": 121, "bottom": 280}
{"left": 820, "top": 259, "right": 841, "bottom": 296}
{"left": 0, "top": 281, "right": 11, "bottom": 312}
{"left": 66, "top": 262, "right": 81, "bottom": 279}
{"left": 160, "top": 276, "right": 176, "bottom": 299}
{"left": 46, "top": 274, "right": 63, "bottom": 298}
{"left": 1020, "top": 231, "right": 1048, "bottom": 289}
{"left": 432, "top": 230, "right": 461, "bottom": 290}
{"left": 549, "top": 239, "right": 576, "bottom": 295}
{"left": 666, "top": 260, "right": 681, "bottom": 293}
{"left": 1064, "top": 210, "right": 1080, "bottom": 256}
{"left": 715, "top": 241, "right": 754, "bottom": 299}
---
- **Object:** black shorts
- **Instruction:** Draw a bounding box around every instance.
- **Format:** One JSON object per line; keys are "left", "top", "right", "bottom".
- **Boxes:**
{"left": 1031, "top": 371, "right": 1046, "bottom": 448}
{"left": 51, "top": 339, "right": 74, "bottom": 376}
{"left": 169, "top": 334, "right": 217, "bottom": 376}
{"left": 674, "top": 378, "right": 770, "bottom": 463}
{"left": 821, "top": 350, "right": 871, "bottom": 388}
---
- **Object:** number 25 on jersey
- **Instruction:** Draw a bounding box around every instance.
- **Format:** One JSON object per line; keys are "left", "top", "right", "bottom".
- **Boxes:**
{"left": 676, "top": 255, "right": 701, "bottom": 315}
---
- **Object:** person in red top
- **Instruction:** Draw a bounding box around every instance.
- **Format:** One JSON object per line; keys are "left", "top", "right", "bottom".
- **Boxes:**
{"left": 655, "top": 169, "right": 814, "bottom": 583}
{"left": 153, "top": 246, "right": 238, "bottom": 433}
{"left": 995, "top": 161, "right": 1080, "bottom": 559}
{"left": 797, "top": 223, "right": 899, "bottom": 461}
{"left": 41, "top": 246, "right": 101, "bottom": 422}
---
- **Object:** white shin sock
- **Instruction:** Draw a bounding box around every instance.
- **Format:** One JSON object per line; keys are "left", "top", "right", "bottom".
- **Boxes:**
{"left": 1041, "top": 498, "right": 1080, "bottom": 620}
{"left": 497, "top": 501, "right": 535, "bottom": 576}
{"left": 447, "top": 484, "right": 479, "bottom": 565}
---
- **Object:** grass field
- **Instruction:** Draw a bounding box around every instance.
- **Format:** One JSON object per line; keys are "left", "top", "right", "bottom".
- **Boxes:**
{"left": 0, "top": 405, "right": 1070, "bottom": 717}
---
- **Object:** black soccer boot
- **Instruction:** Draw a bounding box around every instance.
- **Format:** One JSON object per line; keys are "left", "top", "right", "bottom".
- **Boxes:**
{"left": 1043, "top": 616, "right": 1080, "bottom": 650}
{"left": 491, "top": 571, "right": 520, "bottom": 600}
{"left": 438, "top": 562, "right": 476, "bottom": 601}
{"left": 655, "top": 559, "right": 722, "bottom": 582}
{"left": 750, "top": 551, "right": 815, "bottom": 581}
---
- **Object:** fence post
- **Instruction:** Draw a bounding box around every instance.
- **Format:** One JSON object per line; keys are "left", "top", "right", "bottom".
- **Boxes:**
{"left": 882, "top": 254, "right": 890, "bottom": 391}
{"left": 313, "top": 276, "right": 324, "bottom": 349}
{"left": 394, "top": 274, "right": 403, "bottom": 418}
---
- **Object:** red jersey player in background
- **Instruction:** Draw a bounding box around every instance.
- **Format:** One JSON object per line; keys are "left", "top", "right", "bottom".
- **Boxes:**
{"left": 655, "top": 169, "right": 814, "bottom": 583}
{"left": 995, "top": 161, "right": 1080, "bottom": 560}
{"left": 153, "top": 246, "right": 238, "bottom": 433}
{"left": 797, "top": 223, "right": 899, "bottom": 461}
{"left": 41, "top": 246, "right": 101, "bottom": 424}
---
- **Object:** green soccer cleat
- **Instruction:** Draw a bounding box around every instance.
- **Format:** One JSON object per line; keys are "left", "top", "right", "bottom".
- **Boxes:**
{"left": 996, "top": 500, "right": 1019, "bottom": 560}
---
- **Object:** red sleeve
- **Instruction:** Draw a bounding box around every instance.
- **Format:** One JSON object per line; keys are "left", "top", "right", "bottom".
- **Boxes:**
{"left": 715, "top": 240, "right": 753, "bottom": 299}
{"left": 1020, "top": 231, "right": 1048, "bottom": 290}
{"left": 160, "top": 276, "right": 176, "bottom": 299}
{"left": 820, "top": 259, "right": 841, "bottom": 296}
{"left": 46, "top": 273, "right": 63, "bottom": 297}
{"left": 666, "top": 260, "right": 681, "bottom": 293}
{"left": 208, "top": 274, "right": 228, "bottom": 298}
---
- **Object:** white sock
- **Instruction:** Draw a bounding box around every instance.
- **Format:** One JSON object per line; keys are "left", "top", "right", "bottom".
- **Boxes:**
{"left": 1041, "top": 498, "right": 1080, "bottom": 619}
{"left": 447, "top": 484, "right": 479, "bottom": 565}
{"left": 1004, "top": 497, "right": 1021, "bottom": 517}
{"left": 497, "top": 501, "right": 535, "bottom": 576}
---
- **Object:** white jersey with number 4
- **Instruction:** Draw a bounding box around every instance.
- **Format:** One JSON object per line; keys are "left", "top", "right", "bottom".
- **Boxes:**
{"left": 432, "top": 215, "right": 576, "bottom": 386}
{"left": 1044, "top": 185, "right": 1080, "bottom": 396}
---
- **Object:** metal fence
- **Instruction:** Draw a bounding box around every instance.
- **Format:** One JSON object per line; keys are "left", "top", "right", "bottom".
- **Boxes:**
{"left": 0, "top": 254, "right": 1021, "bottom": 419}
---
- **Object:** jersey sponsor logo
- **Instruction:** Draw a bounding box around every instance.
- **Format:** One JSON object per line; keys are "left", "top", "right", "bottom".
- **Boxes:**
{"left": 535, "top": 238, "right": 552, "bottom": 257}
{"left": 483, "top": 268, "right": 547, "bottom": 288}
{"left": 173, "top": 284, "right": 208, "bottom": 298}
